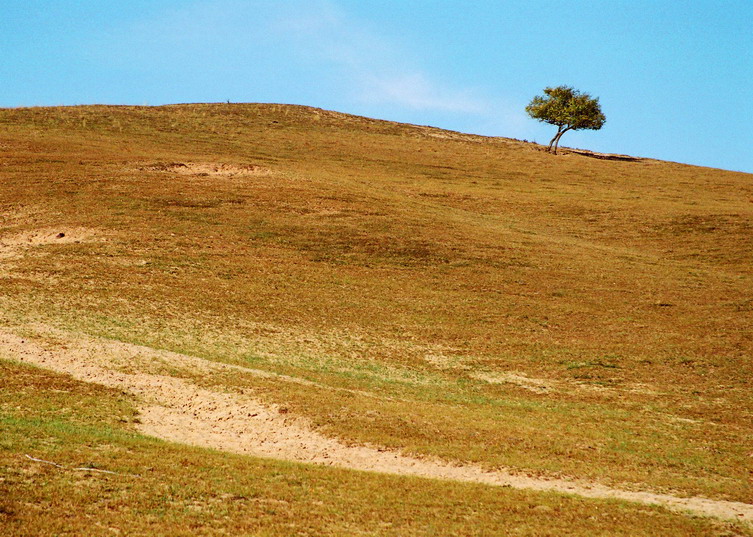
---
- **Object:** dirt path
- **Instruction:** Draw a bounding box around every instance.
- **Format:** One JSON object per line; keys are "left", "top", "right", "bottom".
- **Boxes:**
{"left": 1, "top": 325, "right": 751, "bottom": 524}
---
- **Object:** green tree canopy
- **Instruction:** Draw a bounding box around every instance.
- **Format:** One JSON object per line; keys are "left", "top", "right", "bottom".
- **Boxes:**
{"left": 526, "top": 86, "right": 606, "bottom": 154}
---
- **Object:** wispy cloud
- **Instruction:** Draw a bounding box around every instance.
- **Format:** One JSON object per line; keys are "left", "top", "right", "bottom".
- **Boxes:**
{"left": 274, "top": 1, "right": 490, "bottom": 114}
{"left": 95, "top": 0, "right": 509, "bottom": 127}
{"left": 359, "top": 73, "right": 487, "bottom": 113}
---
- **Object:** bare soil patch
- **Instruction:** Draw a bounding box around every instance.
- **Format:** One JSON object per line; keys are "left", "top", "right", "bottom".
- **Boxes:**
{"left": 140, "top": 162, "right": 272, "bottom": 177}
{"left": 471, "top": 371, "right": 554, "bottom": 394}
{"left": 0, "top": 324, "right": 750, "bottom": 524}
{"left": 0, "top": 227, "right": 100, "bottom": 261}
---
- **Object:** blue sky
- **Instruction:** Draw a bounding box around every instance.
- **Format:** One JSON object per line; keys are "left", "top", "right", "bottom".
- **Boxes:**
{"left": 2, "top": 0, "right": 751, "bottom": 172}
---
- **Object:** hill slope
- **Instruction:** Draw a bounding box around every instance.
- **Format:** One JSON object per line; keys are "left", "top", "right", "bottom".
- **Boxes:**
{"left": 1, "top": 103, "right": 751, "bottom": 534}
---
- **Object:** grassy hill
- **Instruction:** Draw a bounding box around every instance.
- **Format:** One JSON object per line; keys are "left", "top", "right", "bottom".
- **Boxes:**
{"left": 1, "top": 103, "right": 751, "bottom": 535}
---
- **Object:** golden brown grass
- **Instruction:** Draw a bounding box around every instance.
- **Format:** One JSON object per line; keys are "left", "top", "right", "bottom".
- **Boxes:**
{"left": 1, "top": 103, "right": 752, "bottom": 530}
{"left": 2, "top": 358, "right": 749, "bottom": 536}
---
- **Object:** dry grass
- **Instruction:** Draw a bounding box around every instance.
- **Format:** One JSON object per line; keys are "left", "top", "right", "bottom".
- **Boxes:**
{"left": 1, "top": 103, "right": 752, "bottom": 531}
{"left": 2, "top": 358, "right": 749, "bottom": 536}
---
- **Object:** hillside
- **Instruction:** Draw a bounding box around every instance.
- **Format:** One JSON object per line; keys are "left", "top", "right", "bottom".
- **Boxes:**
{"left": 1, "top": 103, "right": 752, "bottom": 535}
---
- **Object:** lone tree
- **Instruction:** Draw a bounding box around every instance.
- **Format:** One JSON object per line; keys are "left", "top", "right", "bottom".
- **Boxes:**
{"left": 526, "top": 86, "right": 605, "bottom": 154}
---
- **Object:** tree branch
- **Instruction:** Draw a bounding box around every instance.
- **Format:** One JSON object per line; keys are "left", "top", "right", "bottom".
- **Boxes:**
{"left": 24, "top": 454, "right": 65, "bottom": 468}
{"left": 25, "top": 454, "right": 141, "bottom": 478}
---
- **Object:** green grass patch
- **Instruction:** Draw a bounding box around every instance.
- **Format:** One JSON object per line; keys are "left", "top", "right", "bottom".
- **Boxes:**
{"left": 1, "top": 358, "right": 748, "bottom": 537}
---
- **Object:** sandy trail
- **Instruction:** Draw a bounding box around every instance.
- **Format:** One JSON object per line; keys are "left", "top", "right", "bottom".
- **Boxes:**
{"left": 1, "top": 325, "right": 751, "bottom": 524}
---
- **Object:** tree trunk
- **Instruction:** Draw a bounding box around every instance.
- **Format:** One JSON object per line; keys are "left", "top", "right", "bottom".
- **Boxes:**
{"left": 552, "top": 132, "right": 563, "bottom": 154}
{"left": 547, "top": 127, "right": 563, "bottom": 152}
{"left": 552, "top": 127, "right": 572, "bottom": 154}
